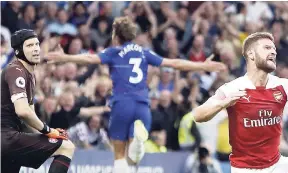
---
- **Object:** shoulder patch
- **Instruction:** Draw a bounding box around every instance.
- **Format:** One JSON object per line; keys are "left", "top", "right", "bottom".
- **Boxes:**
{"left": 15, "top": 77, "right": 25, "bottom": 88}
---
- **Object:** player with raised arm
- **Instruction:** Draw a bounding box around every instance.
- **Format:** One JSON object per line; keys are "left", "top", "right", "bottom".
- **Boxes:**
{"left": 46, "top": 16, "right": 226, "bottom": 173}
{"left": 193, "top": 32, "right": 288, "bottom": 173}
{"left": 1, "top": 29, "right": 75, "bottom": 173}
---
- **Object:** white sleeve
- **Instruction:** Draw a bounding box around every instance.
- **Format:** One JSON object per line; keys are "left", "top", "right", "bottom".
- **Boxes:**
{"left": 282, "top": 78, "right": 288, "bottom": 97}
{"left": 203, "top": 84, "right": 229, "bottom": 120}
{"left": 284, "top": 104, "right": 288, "bottom": 122}
{"left": 283, "top": 79, "right": 288, "bottom": 120}
{"left": 206, "top": 83, "right": 229, "bottom": 104}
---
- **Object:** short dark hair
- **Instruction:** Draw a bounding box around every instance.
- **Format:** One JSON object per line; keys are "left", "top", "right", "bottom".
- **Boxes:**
{"left": 150, "top": 122, "right": 165, "bottom": 132}
{"left": 112, "top": 16, "right": 137, "bottom": 44}
{"left": 236, "top": 2, "right": 245, "bottom": 14}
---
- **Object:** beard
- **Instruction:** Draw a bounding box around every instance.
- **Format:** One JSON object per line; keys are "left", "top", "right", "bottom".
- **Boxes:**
{"left": 255, "top": 52, "right": 276, "bottom": 73}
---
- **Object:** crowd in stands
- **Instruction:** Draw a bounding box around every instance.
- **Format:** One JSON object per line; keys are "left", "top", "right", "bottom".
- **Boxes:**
{"left": 1, "top": 1, "right": 288, "bottom": 173}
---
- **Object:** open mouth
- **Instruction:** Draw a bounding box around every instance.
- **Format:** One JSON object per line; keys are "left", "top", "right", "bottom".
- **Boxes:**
{"left": 267, "top": 57, "right": 275, "bottom": 63}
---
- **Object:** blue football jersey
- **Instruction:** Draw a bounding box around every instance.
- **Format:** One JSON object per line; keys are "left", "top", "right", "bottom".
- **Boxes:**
{"left": 98, "top": 42, "right": 163, "bottom": 103}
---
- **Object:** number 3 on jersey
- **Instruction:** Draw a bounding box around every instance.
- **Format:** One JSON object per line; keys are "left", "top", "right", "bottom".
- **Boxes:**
{"left": 129, "top": 58, "right": 143, "bottom": 84}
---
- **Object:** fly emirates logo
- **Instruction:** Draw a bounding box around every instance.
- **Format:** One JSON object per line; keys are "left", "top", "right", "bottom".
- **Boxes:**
{"left": 243, "top": 110, "right": 282, "bottom": 128}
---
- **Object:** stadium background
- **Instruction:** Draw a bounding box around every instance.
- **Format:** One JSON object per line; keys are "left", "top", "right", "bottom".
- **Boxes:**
{"left": 1, "top": 1, "right": 288, "bottom": 173}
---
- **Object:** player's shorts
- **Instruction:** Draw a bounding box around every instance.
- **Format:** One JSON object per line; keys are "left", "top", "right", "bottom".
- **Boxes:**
{"left": 108, "top": 99, "right": 151, "bottom": 141}
{"left": 231, "top": 156, "right": 288, "bottom": 173}
{"left": 1, "top": 128, "right": 63, "bottom": 173}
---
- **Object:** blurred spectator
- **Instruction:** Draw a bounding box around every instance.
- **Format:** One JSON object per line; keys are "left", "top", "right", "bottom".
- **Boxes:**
{"left": 17, "top": 3, "right": 36, "bottom": 30}
{"left": 53, "top": 64, "right": 66, "bottom": 81}
{"left": 69, "top": 2, "right": 89, "bottom": 26}
{"left": 219, "top": 49, "right": 241, "bottom": 77}
{"left": 66, "top": 37, "right": 84, "bottom": 55}
{"left": 184, "top": 146, "right": 223, "bottom": 173}
{"left": 91, "top": 2, "right": 114, "bottom": 34}
{"left": 276, "top": 63, "right": 288, "bottom": 79}
{"left": 178, "top": 112, "right": 202, "bottom": 152}
{"left": 1, "top": 1, "right": 22, "bottom": 33}
{"left": 40, "top": 77, "right": 53, "bottom": 96}
{"left": 196, "top": 110, "right": 227, "bottom": 155}
{"left": 67, "top": 115, "right": 112, "bottom": 150}
{"left": 78, "top": 24, "right": 97, "bottom": 51}
{"left": 47, "top": 9, "right": 77, "bottom": 36}
{"left": 35, "top": 96, "right": 58, "bottom": 123}
{"left": 271, "top": 21, "right": 288, "bottom": 64}
{"left": 158, "top": 67, "right": 175, "bottom": 92}
{"left": 1, "top": 25, "right": 11, "bottom": 50}
{"left": 45, "top": 2, "right": 58, "bottom": 25}
{"left": 49, "top": 91, "right": 110, "bottom": 129}
{"left": 188, "top": 34, "right": 208, "bottom": 62}
{"left": 246, "top": 2, "right": 273, "bottom": 22}
{"left": 89, "top": 76, "right": 111, "bottom": 107}
{"left": 64, "top": 62, "right": 78, "bottom": 81}
{"left": 216, "top": 118, "right": 231, "bottom": 173}
{"left": 1, "top": 35, "right": 7, "bottom": 56}
{"left": 234, "top": 2, "right": 248, "bottom": 28}
{"left": 90, "top": 17, "right": 110, "bottom": 48}
{"left": 156, "top": 89, "right": 186, "bottom": 150}
{"left": 154, "top": 2, "right": 175, "bottom": 40}
{"left": 128, "top": 1, "right": 156, "bottom": 36}
{"left": 1, "top": 34, "right": 14, "bottom": 69}
{"left": 149, "top": 90, "right": 163, "bottom": 125}
{"left": 145, "top": 122, "right": 167, "bottom": 153}
{"left": 34, "top": 15, "right": 47, "bottom": 42}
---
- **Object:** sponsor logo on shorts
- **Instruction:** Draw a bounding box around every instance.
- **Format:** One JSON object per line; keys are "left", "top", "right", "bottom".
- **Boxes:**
{"left": 48, "top": 138, "right": 58, "bottom": 143}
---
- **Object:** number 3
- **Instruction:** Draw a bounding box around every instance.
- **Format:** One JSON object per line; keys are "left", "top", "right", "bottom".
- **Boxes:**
{"left": 129, "top": 58, "right": 143, "bottom": 84}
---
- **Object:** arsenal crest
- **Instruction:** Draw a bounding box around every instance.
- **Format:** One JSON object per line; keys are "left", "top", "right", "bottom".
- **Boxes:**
{"left": 273, "top": 91, "right": 283, "bottom": 102}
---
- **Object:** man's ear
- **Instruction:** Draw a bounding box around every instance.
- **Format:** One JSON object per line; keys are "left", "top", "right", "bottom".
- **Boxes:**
{"left": 247, "top": 49, "right": 255, "bottom": 61}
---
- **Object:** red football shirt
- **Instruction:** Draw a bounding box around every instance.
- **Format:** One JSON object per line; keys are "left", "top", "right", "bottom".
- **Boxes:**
{"left": 214, "top": 74, "right": 288, "bottom": 169}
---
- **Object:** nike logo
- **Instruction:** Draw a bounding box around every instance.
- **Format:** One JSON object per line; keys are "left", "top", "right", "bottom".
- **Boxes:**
{"left": 242, "top": 96, "right": 251, "bottom": 102}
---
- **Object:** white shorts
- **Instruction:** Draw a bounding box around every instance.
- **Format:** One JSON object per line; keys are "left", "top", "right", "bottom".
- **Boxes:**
{"left": 231, "top": 156, "right": 288, "bottom": 173}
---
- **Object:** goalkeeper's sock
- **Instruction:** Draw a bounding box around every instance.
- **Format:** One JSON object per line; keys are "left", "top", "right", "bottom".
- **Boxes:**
{"left": 113, "top": 158, "right": 130, "bottom": 173}
{"left": 48, "top": 155, "right": 71, "bottom": 173}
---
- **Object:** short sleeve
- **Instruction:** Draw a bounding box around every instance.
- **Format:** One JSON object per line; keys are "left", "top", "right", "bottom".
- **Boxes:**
{"left": 202, "top": 84, "right": 229, "bottom": 118}
{"left": 209, "top": 84, "right": 228, "bottom": 101}
{"left": 282, "top": 78, "right": 288, "bottom": 97}
{"left": 204, "top": 84, "right": 229, "bottom": 107}
{"left": 5, "top": 66, "right": 28, "bottom": 102}
{"left": 98, "top": 48, "right": 113, "bottom": 65}
{"left": 206, "top": 81, "right": 237, "bottom": 108}
{"left": 144, "top": 49, "right": 163, "bottom": 67}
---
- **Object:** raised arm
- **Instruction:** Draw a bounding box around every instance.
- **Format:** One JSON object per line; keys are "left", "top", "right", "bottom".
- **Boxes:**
{"left": 79, "top": 106, "right": 111, "bottom": 118}
{"left": 46, "top": 44, "right": 102, "bottom": 65}
{"left": 145, "top": 50, "right": 226, "bottom": 72}
{"left": 160, "top": 55, "right": 226, "bottom": 72}
{"left": 47, "top": 52, "right": 101, "bottom": 65}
